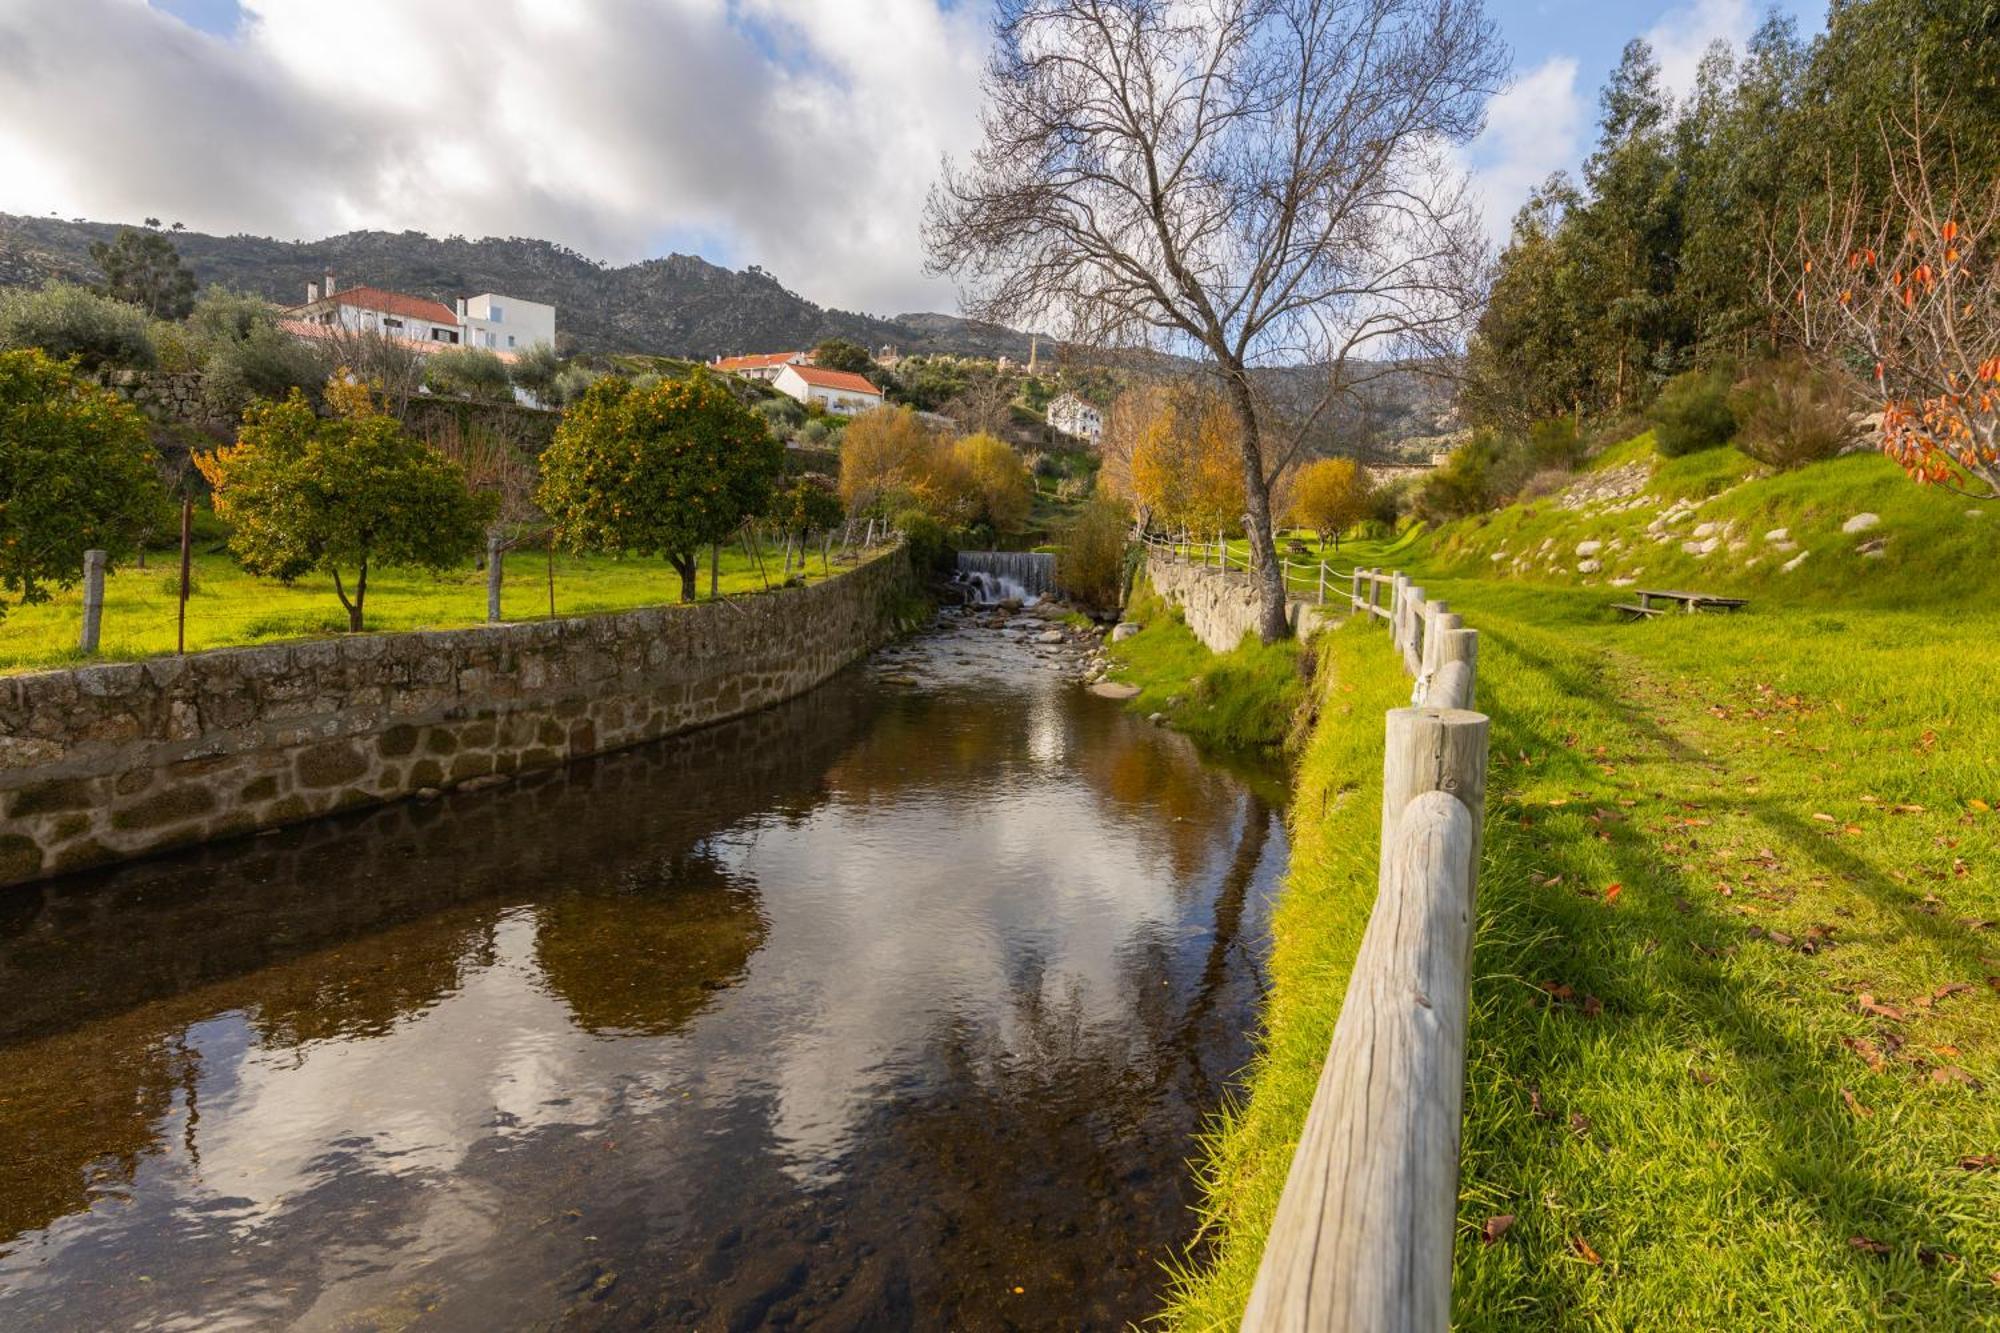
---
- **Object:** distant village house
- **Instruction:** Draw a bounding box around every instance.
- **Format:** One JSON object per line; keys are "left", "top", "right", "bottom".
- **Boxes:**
{"left": 709, "top": 351, "right": 809, "bottom": 382}
{"left": 1046, "top": 391, "right": 1103, "bottom": 446}
{"left": 773, "top": 363, "right": 883, "bottom": 415}
{"left": 285, "top": 273, "right": 556, "bottom": 363}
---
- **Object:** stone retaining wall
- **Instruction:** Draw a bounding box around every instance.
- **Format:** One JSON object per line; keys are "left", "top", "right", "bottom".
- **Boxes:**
{"left": 1145, "top": 550, "right": 1329, "bottom": 653}
{"left": 0, "top": 550, "right": 915, "bottom": 889}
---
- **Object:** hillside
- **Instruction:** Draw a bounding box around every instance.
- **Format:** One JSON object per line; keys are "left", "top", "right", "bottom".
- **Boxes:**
{"left": 0, "top": 213, "right": 1036, "bottom": 361}
{"left": 1420, "top": 437, "right": 2000, "bottom": 608}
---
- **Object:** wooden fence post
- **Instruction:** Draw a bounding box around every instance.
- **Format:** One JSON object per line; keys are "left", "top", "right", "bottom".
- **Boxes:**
{"left": 79, "top": 549, "right": 106, "bottom": 655}
{"left": 1427, "top": 629, "right": 1480, "bottom": 711}
{"left": 1401, "top": 586, "right": 1427, "bottom": 676}
{"left": 1244, "top": 705, "right": 1489, "bottom": 1333}
{"left": 176, "top": 495, "right": 192, "bottom": 655}
{"left": 486, "top": 533, "right": 504, "bottom": 624}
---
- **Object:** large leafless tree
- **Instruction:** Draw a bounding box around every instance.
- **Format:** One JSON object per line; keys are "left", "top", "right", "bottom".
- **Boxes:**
{"left": 926, "top": 0, "right": 1504, "bottom": 639}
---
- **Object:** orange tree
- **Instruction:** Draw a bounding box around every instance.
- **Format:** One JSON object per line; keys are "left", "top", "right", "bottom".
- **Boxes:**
{"left": 199, "top": 387, "right": 491, "bottom": 631}
{"left": 1788, "top": 107, "right": 2000, "bottom": 498}
{"left": 538, "top": 372, "right": 781, "bottom": 603}
{"left": 1287, "top": 456, "right": 1372, "bottom": 550}
{"left": 0, "top": 347, "right": 164, "bottom": 618}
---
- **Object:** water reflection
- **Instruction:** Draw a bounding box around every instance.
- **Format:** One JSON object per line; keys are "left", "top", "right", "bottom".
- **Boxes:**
{"left": 0, "top": 612, "right": 1286, "bottom": 1330}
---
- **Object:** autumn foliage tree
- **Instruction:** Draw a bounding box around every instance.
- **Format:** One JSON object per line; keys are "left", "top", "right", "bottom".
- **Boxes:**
{"left": 0, "top": 348, "right": 164, "bottom": 619}
{"left": 1288, "top": 457, "right": 1372, "bottom": 549}
{"left": 1787, "top": 105, "right": 2000, "bottom": 499}
{"left": 1129, "top": 387, "right": 1247, "bottom": 538}
{"left": 951, "top": 432, "right": 1033, "bottom": 532}
{"left": 198, "top": 387, "right": 491, "bottom": 630}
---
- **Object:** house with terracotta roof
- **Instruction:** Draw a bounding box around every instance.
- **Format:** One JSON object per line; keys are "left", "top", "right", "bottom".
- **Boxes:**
{"left": 773, "top": 363, "right": 883, "bottom": 415}
{"left": 710, "top": 350, "right": 809, "bottom": 382}
{"left": 286, "top": 273, "right": 554, "bottom": 362}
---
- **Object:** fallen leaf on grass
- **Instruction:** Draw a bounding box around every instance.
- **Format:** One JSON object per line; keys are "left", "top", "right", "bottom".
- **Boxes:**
{"left": 1917, "top": 1246, "right": 1958, "bottom": 1268}
{"left": 1691, "top": 1069, "right": 1718, "bottom": 1086}
{"left": 1932, "top": 1066, "right": 1984, "bottom": 1090}
{"left": 1673, "top": 897, "right": 1693, "bottom": 914}
{"left": 1841, "top": 1037, "right": 1885, "bottom": 1072}
{"left": 1970, "top": 799, "right": 1991, "bottom": 813}
{"left": 1570, "top": 1236, "right": 1602, "bottom": 1265}
{"left": 1604, "top": 882, "right": 1623, "bottom": 905}
{"left": 1480, "top": 1214, "right": 1515, "bottom": 1246}
{"left": 1580, "top": 995, "right": 1604, "bottom": 1018}
{"left": 1957, "top": 1154, "right": 1999, "bottom": 1171}
{"left": 1857, "top": 994, "right": 1909, "bottom": 1022}
{"left": 1813, "top": 812, "right": 1838, "bottom": 823}
{"left": 1841, "top": 1087, "right": 1874, "bottom": 1118}
{"left": 1931, "top": 982, "right": 1974, "bottom": 1002}
{"left": 1849, "top": 1235, "right": 1891, "bottom": 1256}
{"left": 1569, "top": 1112, "right": 1592, "bottom": 1138}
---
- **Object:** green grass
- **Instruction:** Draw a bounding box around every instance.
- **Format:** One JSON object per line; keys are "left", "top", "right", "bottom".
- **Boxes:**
{"left": 1105, "top": 576, "right": 1308, "bottom": 754}
{"left": 0, "top": 539, "right": 847, "bottom": 674}
{"left": 1164, "top": 454, "right": 2000, "bottom": 1326}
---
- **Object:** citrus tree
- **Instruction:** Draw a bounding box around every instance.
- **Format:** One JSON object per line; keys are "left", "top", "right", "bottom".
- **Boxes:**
{"left": 0, "top": 348, "right": 164, "bottom": 618}
{"left": 538, "top": 372, "right": 782, "bottom": 602}
{"left": 1288, "top": 457, "right": 1372, "bottom": 550}
{"left": 197, "top": 388, "right": 491, "bottom": 630}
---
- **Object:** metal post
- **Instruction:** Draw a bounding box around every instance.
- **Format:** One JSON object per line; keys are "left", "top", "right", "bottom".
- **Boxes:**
{"left": 79, "top": 549, "right": 106, "bottom": 655}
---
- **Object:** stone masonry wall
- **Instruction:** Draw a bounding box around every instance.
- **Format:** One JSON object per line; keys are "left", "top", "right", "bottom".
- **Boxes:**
{"left": 0, "top": 550, "right": 915, "bottom": 889}
{"left": 1145, "top": 550, "right": 1329, "bottom": 653}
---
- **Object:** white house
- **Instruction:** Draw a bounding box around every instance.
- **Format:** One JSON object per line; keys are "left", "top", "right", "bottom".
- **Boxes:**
{"left": 1046, "top": 392, "right": 1103, "bottom": 445}
{"left": 286, "top": 274, "right": 556, "bottom": 360}
{"left": 712, "top": 351, "right": 809, "bottom": 382}
{"left": 773, "top": 363, "right": 883, "bottom": 415}
{"left": 456, "top": 293, "right": 556, "bottom": 354}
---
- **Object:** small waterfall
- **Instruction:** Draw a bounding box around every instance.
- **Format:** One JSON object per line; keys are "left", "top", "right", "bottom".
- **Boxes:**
{"left": 956, "top": 550, "right": 1057, "bottom": 604}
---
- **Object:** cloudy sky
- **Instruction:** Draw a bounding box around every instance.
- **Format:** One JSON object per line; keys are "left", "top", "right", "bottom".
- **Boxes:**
{"left": 0, "top": 0, "right": 1821, "bottom": 317}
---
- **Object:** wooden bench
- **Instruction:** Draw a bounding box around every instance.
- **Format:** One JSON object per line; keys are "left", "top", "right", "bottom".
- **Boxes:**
{"left": 1612, "top": 602, "right": 1665, "bottom": 620}
{"left": 1617, "top": 589, "right": 1751, "bottom": 620}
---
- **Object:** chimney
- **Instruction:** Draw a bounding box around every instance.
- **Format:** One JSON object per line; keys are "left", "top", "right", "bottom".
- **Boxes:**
{"left": 324, "top": 271, "right": 336, "bottom": 297}
{"left": 456, "top": 297, "right": 467, "bottom": 320}
{"left": 306, "top": 281, "right": 319, "bottom": 303}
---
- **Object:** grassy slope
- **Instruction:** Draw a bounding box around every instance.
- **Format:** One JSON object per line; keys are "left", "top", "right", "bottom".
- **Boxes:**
{"left": 1105, "top": 577, "right": 1307, "bottom": 754}
{"left": 1167, "top": 444, "right": 2000, "bottom": 1328}
{"left": 0, "top": 538, "right": 844, "bottom": 674}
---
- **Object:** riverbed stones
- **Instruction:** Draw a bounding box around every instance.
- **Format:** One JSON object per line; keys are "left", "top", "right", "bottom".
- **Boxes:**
{"left": 1037, "top": 629, "right": 1065, "bottom": 644}
{"left": 1089, "top": 681, "right": 1142, "bottom": 700}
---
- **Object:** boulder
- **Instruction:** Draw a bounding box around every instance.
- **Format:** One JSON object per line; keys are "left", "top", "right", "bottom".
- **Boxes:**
{"left": 1856, "top": 537, "right": 1888, "bottom": 558}
{"left": 1693, "top": 521, "right": 1720, "bottom": 539}
{"left": 1089, "top": 681, "right": 1141, "bottom": 700}
{"left": 1111, "top": 623, "right": 1141, "bottom": 642}
{"left": 1842, "top": 512, "right": 1880, "bottom": 534}
{"left": 1575, "top": 539, "right": 1603, "bottom": 557}
{"left": 1781, "top": 550, "right": 1809, "bottom": 573}
{"left": 1681, "top": 537, "right": 1719, "bottom": 557}
{"left": 1037, "top": 629, "right": 1065, "bottom": 644}
{"left": 1577, "top": 558, "right": 1601, "bottom": 574}
{"left": 1764, "top": 526, "right": 1790, "bottom": 543}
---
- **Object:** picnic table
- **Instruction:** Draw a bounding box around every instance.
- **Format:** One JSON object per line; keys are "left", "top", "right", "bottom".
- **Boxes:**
{"left": 1613, "top": 589, "right": 1750, "bottom": 620}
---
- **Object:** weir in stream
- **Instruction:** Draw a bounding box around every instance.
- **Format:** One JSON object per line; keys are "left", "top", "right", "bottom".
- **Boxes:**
{"left": 956, "top": 549, "right": 1057, "bottom": 603}
{"left": 0, "top": 604, "right": 1287, "bottom": 1331}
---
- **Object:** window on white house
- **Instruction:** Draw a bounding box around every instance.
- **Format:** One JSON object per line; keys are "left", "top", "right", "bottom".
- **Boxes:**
{"left": 383, "top": 317, "right": 404, "bottom": 330}
{"left": 507, "top": 335, "right": 516, "bottom": 347}
{"left": 489, "top": 305, "right": 504, "bottom": 322}
{"left": 432, "top": 328, "right": 458, "bottom": 343}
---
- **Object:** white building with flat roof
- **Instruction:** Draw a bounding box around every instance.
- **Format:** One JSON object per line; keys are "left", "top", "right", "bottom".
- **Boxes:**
{"left": 456, "top": 293, "right": 556, "bottom": 354}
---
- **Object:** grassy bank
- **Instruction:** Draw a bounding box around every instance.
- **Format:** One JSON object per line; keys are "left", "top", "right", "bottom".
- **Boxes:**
{"left": 0, "top": 539, "right": 843, "bottom": 674}
{"left": 1104, "top": 576, "right": 1308, "bottom": 755}
{"left": 1165, "top": 448, "right": 2000, "bottom": 1324}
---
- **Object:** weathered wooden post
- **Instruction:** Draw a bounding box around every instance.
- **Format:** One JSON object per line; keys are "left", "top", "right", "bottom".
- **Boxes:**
{"left": 176, "top": 495, "right": 192, "bottom": 655}
{"left": 1317, "top": 560, "right": 1327, "bottom": 605}
{"left": 1428, "top": 628, "right": 1480, "bottom": 711}
{"left": 1400, "top": 586, "right": 1427, "bottom": 676}
{"left": 79, "top": 549, "right": 107, "bottom": 655}
{"left": 1244, "top": 705, "right": 1489, "bottom": 1333}
{"left": 1419, "top": 602, "right": 1453, "bottom": 677}
{"left": 486, "top": 533, "right": 504, "bottom": 623}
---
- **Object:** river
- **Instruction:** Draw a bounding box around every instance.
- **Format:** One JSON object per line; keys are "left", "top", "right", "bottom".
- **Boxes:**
{"left": 0, "top": 605, "right": 1287, "bottom": 1330}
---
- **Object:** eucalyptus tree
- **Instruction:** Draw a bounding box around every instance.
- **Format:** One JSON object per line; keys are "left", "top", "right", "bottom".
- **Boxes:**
{"left": 926, "top": 0, "right": 1505, "bottom": 639}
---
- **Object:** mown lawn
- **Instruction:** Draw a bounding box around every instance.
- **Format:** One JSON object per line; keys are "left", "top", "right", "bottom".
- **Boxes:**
{"left": 1167, "top": 541, "right": 2000, "bottom": 1327}
{"left": 0, "top": 537, "right": 846, "bottom": 674}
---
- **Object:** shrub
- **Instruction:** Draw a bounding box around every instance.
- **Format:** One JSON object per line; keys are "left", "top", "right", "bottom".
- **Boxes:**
{"left": 0, "top": 348, "right": 165, "bottom": 616}
{"left": 895, "top": 506, "right": 952, "bottom": 574}
{"left": 0, "top": 281, "right": 156, "bottom": 372}
{"left": 1649, "top": 367, "right": 1737, "bottom": 457}
{"left": 952, "top": 433, "right": 1033, "bottom": 532}
{"left": 426, "top": 346, "right": 514, "bottom": 401}
{"left": 201, "top": 323, "right": 330, "bottom": 418}
{"left": 1729, "top": 357, "right": 1854, "bottom": 471}
{"left": 508, "top": 341, "right": 565, "bottom": 406}
{"left": 551, "top": 364, "right": 600, "bottom": 406}
{"left": 1058, "top": 494, "right": 1132, "bottom": 610}
{"left": 753, "top": 395, "right": 806, "bottom": 439}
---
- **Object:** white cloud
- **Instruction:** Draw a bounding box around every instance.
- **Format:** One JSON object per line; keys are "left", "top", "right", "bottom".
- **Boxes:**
{"left": 1644, "top": 0, "right": 1754, "bottom": 100}
{"left": 1460, "top": 55, "right": 1586, "bottom": 244}
{"left": 0, "top": 0, "right": 992, "bottom": 314}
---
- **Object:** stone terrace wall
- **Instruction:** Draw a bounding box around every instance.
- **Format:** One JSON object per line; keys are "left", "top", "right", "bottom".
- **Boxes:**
{"left": 1145, "top": 550, "right": 1329, "bottom": 653}
{"left": 0, "top": 550, "right": 915, "bottom": 889}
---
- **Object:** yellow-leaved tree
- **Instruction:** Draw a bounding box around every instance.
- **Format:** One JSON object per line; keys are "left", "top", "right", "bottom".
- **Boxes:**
{"left": 951, "top": 433, "right": 1033, "bottom": 532}
{"left": 1129, "top": 386, "right": 1245, "bottom": 537}
{"left": 1287, "top": 457, "right": 1372, "bottom": 550}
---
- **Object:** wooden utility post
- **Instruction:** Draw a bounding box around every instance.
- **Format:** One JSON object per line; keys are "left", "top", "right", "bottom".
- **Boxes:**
{"left": 79, "top": 549, "right": 107, "bottom": 655}
{"left": 486, "top": 533, "right": 504, "bottom": 624}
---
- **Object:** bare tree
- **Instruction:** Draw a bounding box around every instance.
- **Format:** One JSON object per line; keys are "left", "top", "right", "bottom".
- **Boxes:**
{"left": 1780, "top": 97, "right": 2000, "bottom": 500}
{"left": 926, "top": 0, "right": 1503, "bottom": 639}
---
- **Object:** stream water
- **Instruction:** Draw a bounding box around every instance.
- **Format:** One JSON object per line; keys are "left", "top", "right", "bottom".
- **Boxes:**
{"left": 0, "top": 608, "right": 1287, "bottom": 1331}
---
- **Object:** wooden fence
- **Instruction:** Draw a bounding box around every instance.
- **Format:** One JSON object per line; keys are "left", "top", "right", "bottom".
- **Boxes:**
{"left": 1241, "top": 568, "right": 1491, "bottom": 1333}
{"left": 1152, "top": 529, "right": 1357, "bottom": 606}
